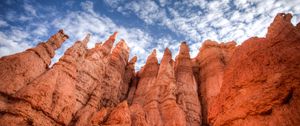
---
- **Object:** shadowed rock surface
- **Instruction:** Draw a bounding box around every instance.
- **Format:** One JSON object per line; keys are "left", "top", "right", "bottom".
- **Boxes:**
{"left": 0, "top": 13, "right": 299, "bottom": 126}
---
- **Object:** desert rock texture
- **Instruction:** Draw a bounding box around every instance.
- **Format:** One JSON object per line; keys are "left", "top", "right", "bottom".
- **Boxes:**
{"left": 0, "top": 13, "right": 299, "bottom": 126}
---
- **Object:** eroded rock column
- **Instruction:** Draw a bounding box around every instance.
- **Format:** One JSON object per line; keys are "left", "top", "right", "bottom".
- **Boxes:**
{"left": 195, "top": 40, "right": 236, "bottom": 125}
{"left": 0, "top": 34, "right": 89, "bottom": 125}
{"left": 175, "top": 42, "right": 202, "bottom": 126}
{"left": 0, "top": 30, "right": 68, "bottom": 95}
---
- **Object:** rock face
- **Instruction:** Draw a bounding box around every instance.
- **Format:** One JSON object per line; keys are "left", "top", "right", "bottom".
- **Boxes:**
{"left": 195, "top": 40, "right": 236, "bottom": 125}
{"left": 0, "top": 13, "right": 299, "bottom": 126}
{"left": 208, "top": 13, "right": 300, "bottom": 126}
{"left": 0, "top": 30, "right": 69, "bottom": 95}
{"left": 175, "top": 42, "right": 202, "bottom": 126}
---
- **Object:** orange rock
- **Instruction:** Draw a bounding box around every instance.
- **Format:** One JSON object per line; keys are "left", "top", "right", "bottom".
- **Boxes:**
{"left": 14, "top": 34, "right": 89, "bottom": 125}
{"left": 132, "top": 49, "right": 159, "bottom": 106}
{"left": 104, "top": 101, "right": 131, "bottom": 125}
{"left": 120, "top": 56, "right": 137, "bottom": 101}
{"left": 156, "top": 48, "right": 186, "bottom": 126}
{"left": 175, "top": 42, "right": 202, "bottom": 126}
{"left": 0, "top": 30, "right": 68, "bottom": 95}
{"left": 211, "top": 13, "right": 300, "bottom": 125}
{"left": 195, "top": 40, "right": 236, "bottom": 125}
{"left": 129, "top": 103, "right": 148, "bottom": 126}
{"left": 90, "top": 108, "right": 108, "bottom": 125}
{"left": 0, "top": 13, "right": 299, "bottom": 126}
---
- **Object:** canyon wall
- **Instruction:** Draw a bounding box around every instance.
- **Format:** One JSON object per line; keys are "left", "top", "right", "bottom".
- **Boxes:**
{"left": 0, "top": 13, "right": 299, "bottom": 126}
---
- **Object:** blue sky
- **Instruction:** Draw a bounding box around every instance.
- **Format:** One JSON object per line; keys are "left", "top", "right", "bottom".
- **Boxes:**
{"left": 0, "top": 0, "right": 299, "bottom": 70}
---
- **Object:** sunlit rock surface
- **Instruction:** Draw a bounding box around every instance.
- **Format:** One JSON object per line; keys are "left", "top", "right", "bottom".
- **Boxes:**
{"left": 0, "top": 13, "right": 299, "bottom": 126}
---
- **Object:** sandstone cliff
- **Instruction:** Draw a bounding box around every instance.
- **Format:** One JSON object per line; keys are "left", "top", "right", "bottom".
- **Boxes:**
{"left": 0, "top": 13, "right": 299, "bottom": 126}
{"left": 209, "top": 13, "right": 300, "bottom": 126}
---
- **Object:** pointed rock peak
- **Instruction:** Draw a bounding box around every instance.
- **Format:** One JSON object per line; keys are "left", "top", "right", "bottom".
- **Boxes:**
{"left": 102, "top": 32, "right": 117, "bottom": 48}
{"left": 58, "top": 29, "right": 69, "bottom": 39}
{"left": 145, "top": 49, "right": 158, "bottom": 64}
{"left": 151, "top": 49, "right": 157, "bottom": 56}
{"left": 82, "top": 34, "right": 90, "bottom": 46}
{"left": 115, "top": 39, "right": 129, "bottom": 51}
{"left": 109, "top": 31, "right": 118, "bottom": 41}
{"left": 117, "top": 39, "right": 126, "bottom": 45}
{"left": 101, "top": 32, "right": 118, "bottom": 55}
{"left": 179, "top": 41, "right": 189, "bottom": 52}
{"left": 62, "top": 39, "right": 87, "bottom": 58}
{"left": 129, "top": 56, "right": 137, "bottom": 63}
{"left": 164, "top": 48, "right": 172, "bottom": 57}
{"left": 161, "top": 48, "right": 172, "bottom": 63}
{"left": 47, "top": 29, "right": 69, "bottom": 49}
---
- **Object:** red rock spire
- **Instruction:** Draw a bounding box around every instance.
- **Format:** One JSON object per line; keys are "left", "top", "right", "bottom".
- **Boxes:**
{"left": 175, "top": 42, "right": 202, "bottom": 125}
{"left": 129, "top": 56, "right": 137, "bottom": 64}
{"left": 101, "top": 32, "right": 118, "bottom": 56}
{"left": 0, "top": 13, "right": 299, "bottom": 126}
{"left": 145, "top": 49, "right": 158, "bottom": 66}
{"left": 13, "top": 35, "right": 89, "bottom": 125}
{"left": 131, "top": 49, "right": 159, "bottom": 108}
{"left": 46, "top": 29, "right": 69, "bottom": 49}
{"left": 160, "top": 48, "right": 172, "bottom": 64}
{"left": 82, "top": 33, "right": 90, "bottom": 47}
{"left": 266, "top": 13, "right": 299, "bottom": 40}
{"left": 0, "top": 29, "right": 69, "bottom": 95}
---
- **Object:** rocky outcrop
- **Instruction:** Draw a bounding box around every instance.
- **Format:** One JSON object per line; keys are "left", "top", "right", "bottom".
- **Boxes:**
{"left": 195, "top": 40, "right": 236, "bottom": 125}
{"left": 208, "top": 13, "right": 300, "bottom": 126}
{"left": 0, "top": 13, "right": 299, "bottom": 126}
{"left": 0, "top": 30, "right": 68, "bottom": 95}
{"left": 175, "top": 42, "right": 202, "bottom": 126}
{"left": 0, "top": 33, "right": 87, "bottom": 125}
{"left": 130, "top": 49, "right": 159, "bottom": 126}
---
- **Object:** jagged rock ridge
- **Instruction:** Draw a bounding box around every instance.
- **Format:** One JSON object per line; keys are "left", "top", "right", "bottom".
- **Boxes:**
{"left": 0, "top": 13, "right": 299, "bottom": 126}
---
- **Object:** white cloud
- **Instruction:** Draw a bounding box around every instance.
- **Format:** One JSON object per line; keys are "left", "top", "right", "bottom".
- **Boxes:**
{"left": 0, "top": 30, "right": 32, "bottom": 57}
{"left": 80, "top": 1, "right": 94, "bottom": 12}
{"left": 0, "top": 20, "right": 8, "bottom": 27}
{"left": 50, "top": 1, "right": 162, "bottom": 70}
{"left": 105, "top": 0, "right": 300, "bottom": 45}
{"left": 33, "top": 25, "right": 49, "bottom": 36}
{"left": 158, "top": 0, "right": 168, "bottom": 7}
{"left": 1, "top": 0, "right": 300, "bottom": 71}
{"left": 24, "top": 3, "right": 37, "bottom": 16}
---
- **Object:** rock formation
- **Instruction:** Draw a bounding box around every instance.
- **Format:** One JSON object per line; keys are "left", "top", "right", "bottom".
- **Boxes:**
{"left": 175, "top": 42, "right": 202, "bottom": 126}
{"left": 0, "top": 13, "right": 299, "bottom": 126}
{"left": 0, "top": 30, "right": 68, "bottom": 95}
{"left": 208, "top": 13, "right": 300, "bottom": 126}
{"left": 195, "top": 40, "right": 236, "bottom": 125}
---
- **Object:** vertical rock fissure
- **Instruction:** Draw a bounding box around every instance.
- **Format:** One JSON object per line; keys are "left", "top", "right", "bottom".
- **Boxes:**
{"left": 198, "top": 70, "right": 208, "bottom": 126}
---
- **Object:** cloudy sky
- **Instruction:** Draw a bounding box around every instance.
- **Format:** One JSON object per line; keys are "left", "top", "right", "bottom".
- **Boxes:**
{"left": 0, "top": 0, "right": 299, "bottom": 70}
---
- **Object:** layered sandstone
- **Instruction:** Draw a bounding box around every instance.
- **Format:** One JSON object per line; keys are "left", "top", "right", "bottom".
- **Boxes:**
{"left": 195, "top": 40, "right": 236, "bottom": 125}
{"left": 209, "top": 13, "right": 300, "bottom": 126}
{"left": 0, "top": 30, "right": 68, "bottom": 95}
{"left": 175, "top": 42, "right": 202, "bottom": 126}
{"left": 0, "top": 13, "right": 299, "bottom": 126}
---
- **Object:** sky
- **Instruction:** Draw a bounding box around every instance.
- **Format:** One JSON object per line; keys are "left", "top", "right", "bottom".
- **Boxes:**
{"left": 0, "top": 0, "right": 299, "bottom": 70}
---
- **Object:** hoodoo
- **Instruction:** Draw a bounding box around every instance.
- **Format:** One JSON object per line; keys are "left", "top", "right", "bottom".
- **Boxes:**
{"left": 0, "top": 13, "right": 299, "bottom": 126}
